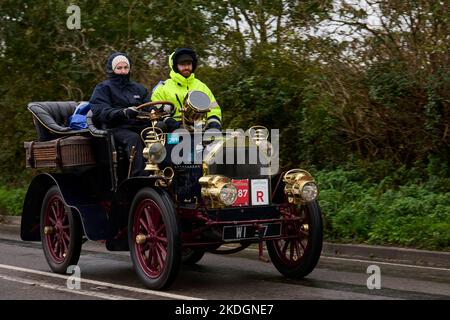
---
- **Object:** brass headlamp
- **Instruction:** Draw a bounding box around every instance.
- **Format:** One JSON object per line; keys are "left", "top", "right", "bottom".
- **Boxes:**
{"left": 283, "top": 169, "right": 319, "bottom": 204}
{"left": 199, "top": 175, "right": 237, "bottom": 208}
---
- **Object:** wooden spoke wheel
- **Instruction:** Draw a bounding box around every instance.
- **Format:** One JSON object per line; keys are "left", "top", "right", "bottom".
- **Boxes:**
{"left": 128, "top": 188, "right": 181, "bottom": 289}
{"left": 267, "top": 201, "right": 323, "bottom": 279}
{"left": 41, "top": 186, "right": 82, "bottom": 273}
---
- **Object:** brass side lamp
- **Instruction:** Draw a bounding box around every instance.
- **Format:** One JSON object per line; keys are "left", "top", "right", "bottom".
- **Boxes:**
{"left": 283, "top": 169, "right": 319, "bottom": 204}
{"left": 181, "top": 90, "right": 211, "bottom": 131}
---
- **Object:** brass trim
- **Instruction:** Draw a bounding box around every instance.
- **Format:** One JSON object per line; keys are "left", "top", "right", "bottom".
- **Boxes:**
{"left": 162, "top": 166, "right": 174, "bottom": 180}
{"left": 283, "top": 169, "right": 318, "bottom": 204}
{"left": 199, "top": 175, "right": 237, "bottom": 208}
{"left": 141, "top": 126, "right": 166, "bottom": 176}
{"left": 127, "top": 145, "right": 136, "bottom": 178}
{"left": 44, "top": 226, "right": 55, "bottom": 235}
{"left": 247, "top": 125, "right": 269, "bottom": 145}
{"left": 135, "top": 234, "right": 147, "bottom": 244}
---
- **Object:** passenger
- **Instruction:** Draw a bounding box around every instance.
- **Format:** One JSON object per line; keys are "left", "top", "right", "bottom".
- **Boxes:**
{"left": 89, "top": 52, "right": 150, "bottom": 177}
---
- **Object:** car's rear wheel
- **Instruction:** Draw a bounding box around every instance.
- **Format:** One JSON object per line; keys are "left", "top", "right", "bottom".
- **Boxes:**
{"left": 40, "top": 185, "right": 82, "bottom": 273}
{"left": 267, "top": 201, "right": 323, "bottom": 278}
{"left": 128, "top": 187, "right": 181, "bottom": 290}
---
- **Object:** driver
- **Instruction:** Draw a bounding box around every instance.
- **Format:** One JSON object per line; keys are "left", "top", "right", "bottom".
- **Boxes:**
{"left": 89, "top": 52, "right": 150, "bottom": 177}
{"left": 151, "top": 48, "right": 222, "bottom": 131}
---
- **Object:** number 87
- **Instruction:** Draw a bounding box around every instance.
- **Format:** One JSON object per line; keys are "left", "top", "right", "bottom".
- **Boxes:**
{"left": 238, "top": 189, "right": 248, "bottom": 197}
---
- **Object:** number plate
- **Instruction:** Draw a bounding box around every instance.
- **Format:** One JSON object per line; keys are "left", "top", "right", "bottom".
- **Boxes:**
{"left": 251, "top": 179, "right": 269, "bottom": 205}
{"left": 222, "top": 223, "right": 282, "bottom": 242}
{"left": 232, "top": 179, "right": 249, "bottom": 206}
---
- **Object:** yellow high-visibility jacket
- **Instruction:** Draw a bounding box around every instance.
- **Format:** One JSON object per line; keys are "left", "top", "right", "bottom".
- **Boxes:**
{"left": 151, "top": 52, "right": 222, "bottom": 126}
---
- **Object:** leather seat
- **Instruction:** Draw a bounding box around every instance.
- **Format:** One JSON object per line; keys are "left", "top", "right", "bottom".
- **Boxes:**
{"left": 28, "top": 101, "right": 89, "bottom": 141}
{"left": 86, "top": 110, "right": 108, "bottom": 137}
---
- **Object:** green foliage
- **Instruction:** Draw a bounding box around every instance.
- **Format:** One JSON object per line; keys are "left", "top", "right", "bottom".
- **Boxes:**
{"left": 1, "top": 0, "right": 448, "bottom": 179}
{"left": 0, "top": 186, "right": 27, "bottom": 216}
{"left": 316, "top": 162, "right": 450, "bottom": 250}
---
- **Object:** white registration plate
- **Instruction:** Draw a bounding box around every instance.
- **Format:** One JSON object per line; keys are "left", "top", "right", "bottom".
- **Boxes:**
{"left": 222, "top": 223, "right": 282, "bottom": 242}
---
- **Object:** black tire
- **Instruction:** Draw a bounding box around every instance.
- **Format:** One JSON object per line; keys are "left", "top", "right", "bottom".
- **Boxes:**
{"left": 182, "top": 248, "right": 205, "bottom": 265}
{"left": 40, "top": 185, "right": 82, "bottom": 274}
{"left": 267, "top": 201, "right": 323, "bottom": 279}
{"left": 128, "top": 187, "right": 181, "bottom": 290}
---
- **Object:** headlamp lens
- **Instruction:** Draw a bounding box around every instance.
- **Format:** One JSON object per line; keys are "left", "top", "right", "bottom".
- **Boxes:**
{"left": 301, "top": 182, "right": 318, "bottom": 202}
{"left": 219, "top": 183, "right": 238, "bottom": 206}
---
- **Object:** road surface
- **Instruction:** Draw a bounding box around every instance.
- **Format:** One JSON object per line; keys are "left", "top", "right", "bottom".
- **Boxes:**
{"left": 0, "top": 224, "right": 448, "bottom": 301}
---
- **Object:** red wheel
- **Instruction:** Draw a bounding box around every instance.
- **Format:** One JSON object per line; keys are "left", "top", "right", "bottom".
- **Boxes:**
{"left": 40, "top": 186, "right": 82, "bottom": 273}
{"left": 267, "top": 201, "right": 323, "bottom": 278}
{"left": 128, "top": 188, "right": 181, "bottom": 289}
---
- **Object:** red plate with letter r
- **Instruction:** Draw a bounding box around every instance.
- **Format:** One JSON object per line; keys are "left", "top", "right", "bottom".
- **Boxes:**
{"left": 232, "top": 179, "right": 249, "bottom": 206}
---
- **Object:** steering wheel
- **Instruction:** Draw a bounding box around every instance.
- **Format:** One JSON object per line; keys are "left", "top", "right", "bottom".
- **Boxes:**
{"left": 135, "top": 101, "right": 176, "bottom": 121}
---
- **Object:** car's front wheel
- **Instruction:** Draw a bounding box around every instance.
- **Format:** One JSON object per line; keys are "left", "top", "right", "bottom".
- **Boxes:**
{"left": 128, "top": 187, "right": 181, "bottom": 290}
{"left": 267, "top": 201, "right": 323, "bottom": 279}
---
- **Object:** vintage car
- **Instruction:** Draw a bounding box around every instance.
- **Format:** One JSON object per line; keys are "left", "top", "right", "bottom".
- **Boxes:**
{"left": 21, "top": 91, "right": 323, "bottom": 290}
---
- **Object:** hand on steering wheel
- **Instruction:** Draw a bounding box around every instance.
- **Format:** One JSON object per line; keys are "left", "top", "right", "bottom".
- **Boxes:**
{"left": 135, "top": 101, "right": 176, "bottom": 121}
